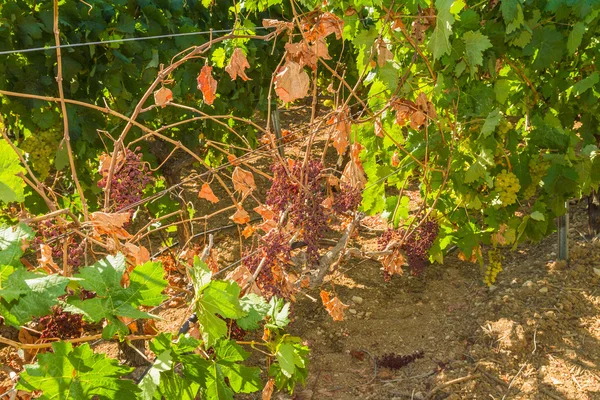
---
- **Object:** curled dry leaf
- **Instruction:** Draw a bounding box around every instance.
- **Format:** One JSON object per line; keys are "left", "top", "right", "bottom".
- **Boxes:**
{"left": 230, "top": 207, "right": 251, "bottom": 225}
{"left": 262, "top": 378, "right": 275, "bottom": 400}
{"left": 258, "top": 219, "right": 277, "bottom": 234}
{"left": 331, "top": 108, "right": 350, "bottom": 155}
{"left": 242, "top": 224, "right": 255, "bottom": 238}
{"left": 254, "top": 205, "right": 275, "bottom": 222}
{"left": 341, "top": 144, "right": 367, "bottom": 190}
{"left": 226, "top": 265, "right": 261, "bottom": 295}
{"left": 377, "top": 40, "right": 393, "bottom": 67}
{"left": 391, "top": 151, "right": 400, "bottom": 167}
{"left": 153, "top": 87, "right": 173, "bottom": 108}
{"left": 97, "top": 151, "right": 125, "bottom": 177}
{"left": 320, "top": 290, "right": 348, "bottom": 321}
{"left": 122, "top": 243, "right": 150, "bottom": 266}
{"left": 227, "top": 154, "right": 240, "bottom": 166}
{"left": 274, "top": 61, "right": 310, "bottom": 103}
{"left": 225, "top": 48, "right": 251, "bottom": 81}
{"left": 262, "top": 19, "right": 294, "bottom": 32}
{"left": 374, "top": 118, "right": 384, "bottom": 138}
{"left": 322, "top": 195, "right": 334, "bottom": 209}
{"left": 392, "top": 99, "right": 416, "bottom": 126}
{"left": 409, "top": 110, "right": 427, "bottom": 130}
{"left": 232, "top": 167, "right": 256, "bottom": 196}
{"left": 415, "top": 92, "right": 429, "bottom": 110}
{"left": 39, "top": 244, "right": 59, "bottom": 273}
{"left": 90, "top": 211, "right": 131, "bottom": 239}
{"left": 197, "top": 65, "right": 217, "bottom": 105}
{"left": 198, "top": 182, "right": 219, "bottom": 203}
{"left": 381, "top": 249, "right": 407, "bottom": 277}
{"left": 304, "top": 12, "right": 344, "bottom": 41}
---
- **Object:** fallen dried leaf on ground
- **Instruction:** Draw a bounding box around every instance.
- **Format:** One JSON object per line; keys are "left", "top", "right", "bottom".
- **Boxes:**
{"left": 320, "top": 290, "right": 349, "bottom": 321}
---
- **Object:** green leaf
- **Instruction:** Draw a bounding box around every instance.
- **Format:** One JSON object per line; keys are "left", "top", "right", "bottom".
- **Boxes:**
{"left": 139, "top": 350, "right": 173, "bottom": 400}
{"left": 65, "top": 254, "right": 166, "bottom": 335}
{"left": 212, "top": 48, "right": 227, "bottom": 68}
{"left": 276, "top": 342, "right": 297, "bottom": 378}
{"left": 0, "top": 223, "right": 34, "bottom": 267}
{"left": 500, "top": 0, "right": 519, "bottom": 23}
{"left": 0, "top": 139, "right": 26, "bottom": 204}
{"left": 31, "top": 108, "right": 59, "bottom": 130}
{"left": 509, "top": 30, "right": 532, "bottom": 48}
{"left": 482, "top": 109, "right": 502, "bottom": 137}
{"left": 265, "top": 297, "right": 290, "bottom": 330}
{"left": 17, "top": 342, "right": 139, "bottom": 399}
{"left": 570, "top": 72, "right": 599, "bottom": 96}
{"left": 428, "top": 0, "right": 455, "bottom": 60}
{"left": 237, "top": 293, "right": 270, "bottom": 331}
{"left": 465, "top": 161, "right": 486, "bottom": 184}
{"left": 195, "top": 280, "right": 245, "bottom": 347}
{"left": 523, "top": 26, "right": 565, "bottom": 70}
{"left": 463, "top": 31, "right": 492, "bottom": 72}
{"left": 494, "top": 80, "right": 511, "bottom": 104}
{"left": 189, "top": 256, "right": 212, "bottom": 293}
{"left": 567, "top": 22, "right": 586, "bottom": 55}
{"left": 530, "top": 211, "right": 545, "bottom": 221}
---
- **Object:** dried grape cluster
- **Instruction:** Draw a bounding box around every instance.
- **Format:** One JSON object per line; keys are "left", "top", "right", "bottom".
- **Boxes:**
{"left": 267, "top": 160, "right": 327, "bottom": 265}
{"left": 98, "top": 148, "right": 153, "bottom": 211}
{"left": 34, "top": 220, "right": 85, "bottom": 269}
{"left": 244, "top": 231, "right": 291, "bottom": 299}
{"left": 378, "top": 219, "right": 439, "bottom": 277}
{"left": 495, "top": 170, "right": 521, "bottom": 206}
{"left": 20, "top": 127, "right": 62, "bottom": 180}
{"left": 39, "top": 308, "right": 84, "bottom": 340}
{"left": 333, "top": 183, "right": 362, "bottom": 214}
{"left": 377, "top": 350, "right": 424, "bottom": 370}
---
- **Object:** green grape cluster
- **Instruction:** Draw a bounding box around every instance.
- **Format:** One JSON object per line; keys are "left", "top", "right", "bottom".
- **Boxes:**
{"left": 523, "top": 157, "right": 550, "bottom": 199}
{"left": 484, "top": 249, "right": 503, "bottom": 286}
{"left": 495, "top": 170, "right": 520, "bottom": 206}
{"left": 20, "top": 128, "right": 61, "bottom": 180}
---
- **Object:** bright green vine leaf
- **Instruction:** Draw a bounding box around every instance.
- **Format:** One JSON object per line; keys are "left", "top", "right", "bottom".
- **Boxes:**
{"left": 0, "top": 139, "right": 26, "bottom": 204}
{"left": 567, "top": 21, "right": 586, "bottom": 55}
{"left": 482, "top": 109, "right": 502, "bottom": 137}
{"left": 237, "top": 293, "right": 270, "bottom": 330}
{"left": 64, "top": 254, "right": 167, "bottom": 337}
{"left": 138, "top": 349, "right": 173, "bottom": 400}
{"left": 0, "top": 223, "right": 33, "bottom": 267}
{"left": 570, "top": 72, "right": 599, "bottom": 96}
{"left": 17, "top": 342, "right": 139, "bottom": 399}
{"left": 269, "top": 336, "right": 309, "bottom": 393}
{"left": 0, "top": 267, "right": 71, "bottom": 326}
{"left": 265, "top": 297, "right": 290, "bottom": 330}
{"left": 428, "top": 0, "right": 456, "bottom": 60}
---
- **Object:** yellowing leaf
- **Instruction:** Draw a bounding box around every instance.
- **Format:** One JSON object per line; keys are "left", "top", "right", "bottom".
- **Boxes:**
{"left": 232, "top": 167, "right": 256, "bottom": 196}
{"left": 198, "top": 182, "right": 219, "bottom": 203}
{"left": 197, "top": 65, "right": 217, "bottom": 105}
{"left": 225, "top": 48, "right": 251, "bottom": 81}
{"left": 153, "top": 87, "right": 173, "bottom": 108}
{"left": 320, "top": 290, "right": 348, "bottom": 321}
{"left": 274, "top": 61, "right": 310, "bottom": 103}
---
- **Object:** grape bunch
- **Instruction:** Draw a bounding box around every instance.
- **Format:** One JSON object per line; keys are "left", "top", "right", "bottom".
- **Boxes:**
{"left": 377, "top": 350, "right": 424, "bottom": 370}
{"left": 34, "top": 220, "right": 85, "bottom": 270}
{"left": 378, "top": 219, "right": 439, "bottom": 277}
{"left": 267, "top": 160, "right": 327, "bottom": 265}
{"left": 20, "top": 127, "right": 61, "bottom": 180}
{"left": 39, "top": 307, "right": 84, "bottom": 340}
{"left": 523, "top": 157, "right": 550, "bottom": 199}
{"left": 333, "top": 183, "right": 362, "bottom": 214}
{"left": 495, "top": 170, "right": 520, "bottom": 206}
{"left": 97, "top": 148, "right": 153, "bottom": 211}
{"left": 244, "top": 230, "right": 291, "bottom": 299}
{"left": 484, "top": 249, "right": 503, "bottom": 286}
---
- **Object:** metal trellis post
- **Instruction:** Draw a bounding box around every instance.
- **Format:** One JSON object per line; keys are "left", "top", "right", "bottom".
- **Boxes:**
{"left": 558, "top": 200, "right": 569, "bottom": 261}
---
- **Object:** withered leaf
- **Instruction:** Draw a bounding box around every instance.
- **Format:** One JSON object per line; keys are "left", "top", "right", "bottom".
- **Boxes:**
{"left": 262, "top": 19, "right": 294, "bottom": 32}
{"left": 381, "top": 249, "right": 408, "bottom": 277}
{"left": 198, "top": 182, "right": 219, "bottom": 203}
{"left": 225, "top": 48, "right": 251, "bottom": 81}
{"left": 409, "top": 110, "right": 427, "bottom": 130}
{"left": 197, "top": 65, "right": 217, "bottom": 105}
{"left": 374, "top": 118, "right": 384, "bottom": 138}
{"left": 90, "top": 212, "right": 131, "bottom": 239}
{"left": 262, "top": 378, "right": 275, "bottom": 400}
{"left": 230, "top": 207, "right": 251, "bottom": 224}
{"left": 391, "top": 151, "right": 400, "bottom": 167}
{"left": 232, "top": 167, "right": 256, "bottom": 196}
{"left": 242, "top": 224, "right": 255, "bottom": 238}
{"left": 254, "top": 205, "right": 275, "bottom": 222}
{"left": 332, "top": 108, "right": 350, "bottom": 155}
{"left": 153, "top": 87, "right": 173, "bottom": 108}
{"left": 320, "top": 290, "right": 348, "bottom": 321}
{"left": 377, "top": 40, "right": 393, "bottom": 67}
{"left": 122, "top": 243, "right": 150, "bottom": 266}
{"left": 39, "top": 244, "right": 59, "bottom": 273}
{"left": 274, "top": 61, "right": 310, "bottom": 103}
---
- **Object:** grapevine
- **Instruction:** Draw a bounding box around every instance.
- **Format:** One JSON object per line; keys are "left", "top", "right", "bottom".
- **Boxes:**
{"left": 494, "top": 170, "right": 521, "bottom": 207}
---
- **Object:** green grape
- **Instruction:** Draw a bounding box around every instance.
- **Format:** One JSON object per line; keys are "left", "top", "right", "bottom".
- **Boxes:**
{"left": 484, "top": 249, "right": 503, "bottom": 286}
{"left": 523, "top": 156, "right": 550, "bottom": 200}
{"left": 495, "top": 169, "right": 520, "bottom": 206}
{"left": 20, "top": 128, "right": 61, "bottom": 180}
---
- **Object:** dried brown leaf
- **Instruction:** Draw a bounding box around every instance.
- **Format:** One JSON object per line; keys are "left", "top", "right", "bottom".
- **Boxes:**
{"left": 226, "top": 265, "right": 261, "bottom": 295}
{"left": 391, "top": 151, "right": 400, "bottom": 167}
{"left": 232, "top": 167, "right": 256, "bottom": 196}
{"left": 242, "top": 225, "right": 255, "bottom": 238}
{"left": 230, "top": 207, "right": 251, "bottom": 224}
{"left": 320, "top": 290, "right": 348, "bottom": 321}
{"left": 274, "top": 61, "right": 310, "bottom": 103}
{"left": 198, "top": 182, "right": 219, "bottom": 203}
{"left": 262, "top": 378, "right": 275, "bottom": 400}
{"left": 254, "top": 205, "right": 275, "bottom": 222}
{"left": 225, "top": 48, "right": 251, "bottom": 81}
{"left": 381, "top": 249, "right": 407, "bottom": 277}
{"left": 262, "top": 19, "right": 294, "bottom": 31}
{"left": 332, "top": 109, "right": 350, "bottom": 155}
{"left": 377, "top": 40, "right": 393, "bottom": 67}
{"left": 90, "top": 212, "right": 131, "bottom": 239}
{"left": 39, "top": 244, "right": 59, "bottom": 273}
{"left": 197, "top": 65, "right": 217, "bottom": 105}
{"left": 153, "top": 87, "right": 173, "bottom": 108}
{"left": 122, "top": 243, "right": 150, "bottom": 266}
{"left": 374, "top": 118, "right": 384, "bottom": 138}
{"left": 409, "top": 110, "right": 427, "bottom": 130}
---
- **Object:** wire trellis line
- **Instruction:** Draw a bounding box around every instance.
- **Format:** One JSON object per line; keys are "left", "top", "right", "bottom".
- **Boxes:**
{"left": 0, "top": 27, "right": 270, "bottom": 56}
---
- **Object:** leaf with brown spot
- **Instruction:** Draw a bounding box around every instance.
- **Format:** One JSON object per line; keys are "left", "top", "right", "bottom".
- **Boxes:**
{"left": 262, "top": 378, "right": 275, "bottom": 400}
{"left": 232, "top": 167, "right": 256, "bottom": 196}
{"left": 320, "top": 290, "right": 348, "bottom": 321}
{"left": 274, "top": 61, "right": 310, "bottom": 103}
{"left": 198, "top": 182, "right": 219, "bottom": 203}
{"left": 377, "top": 40, "right": 393, "bottom": 67}
{"left": 225, "top": 48, "right": 252, "bottom": 81}
{"left": 153, "top": 87, "right": 173, "bottom": 108}
{"left": 230, "top": 207, "right": 250, "bottom": 224}
{"left": 90, "top": 212, "right": 131, "bottom": 239}
{"left": 197, "top": 65, "right": 217, "bottom": 105}
{"left": 38, "top": 244, "right": 59, "bottom": 273}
